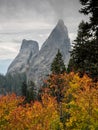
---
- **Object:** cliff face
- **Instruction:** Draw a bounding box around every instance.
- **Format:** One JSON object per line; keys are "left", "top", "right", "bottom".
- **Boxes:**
{"left": 27, "top": 20, "right": 71, "bottom": 88}
{"left": 7, "top": 20, "right": 71, "bottom": 89}
{"left": 7, "top": 39, "right": 39, "bottom": 75}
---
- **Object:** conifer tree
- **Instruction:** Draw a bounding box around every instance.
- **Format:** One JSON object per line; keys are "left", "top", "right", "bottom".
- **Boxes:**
{"left": 69, "top": 21, "right": 92, "bottom": 74}
{"left": 51, "top": 49, "right": 66, "bottom": 74}
{"left": 26, "top": 81, "right": 37, "bottom": 102}
{"left": 68, "top": 0, "right": 98, "bottom": 80}
{"left": 79, "top": 0, "right": 98, "bottom": 39}
{"left": 21, "top": 81, "right": 27, "bottom": 97}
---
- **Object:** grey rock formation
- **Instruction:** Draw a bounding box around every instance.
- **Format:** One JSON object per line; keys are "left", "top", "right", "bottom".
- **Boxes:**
{"left": 7, "top": 19, "right": 71, "bottom": 89}
{"left": 27, "top": 19, "right": 71, "bottom": 88}
{"left": 7, "top": 39, "right": 39, "bottom": 75}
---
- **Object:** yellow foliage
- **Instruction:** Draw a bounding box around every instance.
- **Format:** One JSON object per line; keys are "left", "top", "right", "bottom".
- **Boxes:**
{"left": 63, "top": 73, "right": 98, "bottom": 130}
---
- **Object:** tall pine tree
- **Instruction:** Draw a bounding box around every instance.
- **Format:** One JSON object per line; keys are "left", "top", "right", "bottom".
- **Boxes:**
{"left": 51, "top": 49, "right": 66, "bottom": 74}
{"left": 68, "top": 0, "right": 98, "bottom": 80}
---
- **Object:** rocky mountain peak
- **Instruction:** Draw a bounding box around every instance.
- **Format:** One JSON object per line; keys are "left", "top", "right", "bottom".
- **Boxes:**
{"left": 28, "top": 20, "right": 71, "bottom": 88}
{"left": 56, "top": 19, "right": 65, "bottom": 28}
{"left": 21, "top": 39, "right": 39, "bottom": 51}
{"left": 41, "top": 19, "right": 69, "bottom": 50}
{"left": 54, "top": 19, "right": 68, "bottom": 36}
{"left": 7, "top": 20, "right": 71, "bottom": 89}
{"left": 7, "top": 40, "right": 39, "bottom": 75}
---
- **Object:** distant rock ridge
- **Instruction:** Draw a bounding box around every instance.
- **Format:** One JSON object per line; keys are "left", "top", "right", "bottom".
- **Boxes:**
{"left": 7, "top": 19, "right": 71, "bottom": 89}
{"left": 7, "top": 39, "right": 39, "bottom": 74}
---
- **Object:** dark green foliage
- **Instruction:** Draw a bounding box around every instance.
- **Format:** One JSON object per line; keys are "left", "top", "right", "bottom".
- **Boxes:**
{"left": 0, "top": 74, "right": 6, "bottom": 94}
{"left": 68, "top": 0, "right": 98, "bottom": 80}
{"left": 80, "top": 0, "right": 98, "bottom": 23}
{"left": 69, "top": 21, "right": 98, "bottom": 79}
{"left": 69, "top": 21, "right": 90, "bottom": 72}
{"left": 21, "top": 81, "right": 27, "bottom": 97}
{"left": 79, "top": 0, "right": 98, "bottom": 40}
{"left": 0, "top": 73, "right": 26, "bottom": 95}
{"left": 67, "top": 58, "right": 74, "bottom": 73}
{"left": 26, "top": 81, "right": 37, "bottom": 103}
{"left": 67, "top": 21, "right": 90, "bottom": 73}
{"left": 0, "top": 72, "right": 37, "bottom": 102}
{"left": 21, "top": 80, "right": 37, "bottom": 103}
{"left": 51, "top": 49, "right": 66, "bottom": 74}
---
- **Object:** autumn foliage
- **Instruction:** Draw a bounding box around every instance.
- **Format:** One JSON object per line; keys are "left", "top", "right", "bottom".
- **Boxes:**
{"left": 0, "top": 93, "right": 62, "bottom": 130}
{"left": 63, "top": 73, "right": 98, "bottom": 129}
{"left": 0, "top": 73, "right": 98, "bottom": 130}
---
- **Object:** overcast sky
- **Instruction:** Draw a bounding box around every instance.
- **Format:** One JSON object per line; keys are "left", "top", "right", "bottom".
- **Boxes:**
{"left": 0, "top": 0, "right": 87, "bottom": 74}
